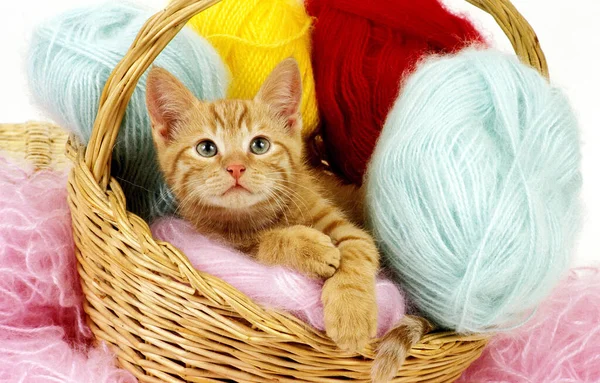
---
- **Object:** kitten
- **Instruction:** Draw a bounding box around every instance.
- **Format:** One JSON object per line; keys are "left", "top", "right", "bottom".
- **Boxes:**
{"left": 146, "top": 58, "right": 430, "bottom": 382}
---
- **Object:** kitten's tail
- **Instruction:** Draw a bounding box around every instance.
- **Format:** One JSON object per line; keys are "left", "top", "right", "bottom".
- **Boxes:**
{"left": 371, "top": 315, "right": 434, "bottom": 383}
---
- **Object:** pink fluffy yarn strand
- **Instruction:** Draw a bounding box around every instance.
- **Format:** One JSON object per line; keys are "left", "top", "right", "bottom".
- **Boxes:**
{"left": 151, "top": 217, "right": 406, "bottom": 336}
{"left": 458, "top": 267, "right": 600, "bottom": 383}
{"left": 0, "top": 155, "right": 136, "bottom": 383}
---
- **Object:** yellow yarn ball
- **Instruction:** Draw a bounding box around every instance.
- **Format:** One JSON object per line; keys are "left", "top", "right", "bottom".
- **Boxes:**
{"left": 187, "top": 0, "right": 319, "bottom": 138}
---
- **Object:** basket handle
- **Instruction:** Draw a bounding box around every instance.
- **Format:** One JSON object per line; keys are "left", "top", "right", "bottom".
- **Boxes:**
{"left": 84, "top": 0, "right": 222, "bottom": 186}
{"left": 84, "top": 0, "right": 547, "bottom": 186}
{"left": 466, "top": 0, "right": 548, "bottom": 76}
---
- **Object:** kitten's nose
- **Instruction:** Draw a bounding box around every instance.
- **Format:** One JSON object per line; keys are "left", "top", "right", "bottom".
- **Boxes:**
{"left": 226, "top": 164, "right": 246, "bottom": 180}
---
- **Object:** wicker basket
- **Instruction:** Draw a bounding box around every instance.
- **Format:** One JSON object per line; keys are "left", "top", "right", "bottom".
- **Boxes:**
{"left": 64, "top": 0, "right": 548, "bottom": 381}
{"left": 0, "top": 121, "right": 68, "bottom": 170}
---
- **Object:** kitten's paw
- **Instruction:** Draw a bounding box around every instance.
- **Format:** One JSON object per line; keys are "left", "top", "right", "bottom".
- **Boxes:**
{"left": 292, "top": 226, "right": 340, "bottom": 279}
{"left": 322, "top": 277, "right": 378, "bottom": 353}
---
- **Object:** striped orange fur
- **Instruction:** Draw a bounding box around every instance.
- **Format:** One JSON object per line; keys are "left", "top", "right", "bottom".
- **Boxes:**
{"left": 146, "top": 59, "right": 429, "bottom": 381}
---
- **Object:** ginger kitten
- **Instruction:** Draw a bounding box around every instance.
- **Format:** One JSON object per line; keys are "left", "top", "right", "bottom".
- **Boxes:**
{"left": 146, "top": 59, "right": 430, "bottom": 382}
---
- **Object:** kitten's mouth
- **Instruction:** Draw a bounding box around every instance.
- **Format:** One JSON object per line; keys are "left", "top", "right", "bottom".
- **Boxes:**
{"left": 222, "top": 184, "right": 251, "bottom": 195}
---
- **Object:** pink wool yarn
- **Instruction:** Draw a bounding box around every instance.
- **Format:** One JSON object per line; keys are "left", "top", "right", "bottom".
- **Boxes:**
{"left": 458, "top": 267, "right": 600, "bottom": 383}
{"left": 0, "top": 325, "right": 136, "bottom": 383}
{"left": 151, "top": 217, "right": 406, "bottom": 336}
{"left": 0, "top": 158, "right": 86, "bottom": 341}
{"left": 0, "top": 155, "right": 136, "bottom": 383}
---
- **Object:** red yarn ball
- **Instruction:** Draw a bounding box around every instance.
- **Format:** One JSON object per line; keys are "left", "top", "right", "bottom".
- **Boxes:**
{"left": 307, "top": 0, "right": 485, "bottom": 184}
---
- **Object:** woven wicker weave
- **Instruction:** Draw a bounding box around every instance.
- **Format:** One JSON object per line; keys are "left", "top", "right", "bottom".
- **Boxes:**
{"left": 63, "top": 0, "right": 547, "bottom": 381}
{"left": 0, "top": 121, "right": 68, "bottom": 170}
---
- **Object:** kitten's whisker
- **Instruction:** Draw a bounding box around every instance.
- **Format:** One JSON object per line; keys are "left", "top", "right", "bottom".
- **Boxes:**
{"left": 114, "top": 176, "right": 154, "bottom": 193}
{"left": 271, "top": 181, "right": 309, "bottom": 203}
{"left": 171, "top": 183, "right": 212, "bottom": 218}
{"left": 173, "top": 194, "right": 197, "bottom": 217}
{"left": 264, "top": 189, "right": 291, "bottom": 226}
{"left": 269, "top": 184, "right": 308, "bottom": 222}
{"left": 265, "top": 174, "right": 322, "bottom": 194}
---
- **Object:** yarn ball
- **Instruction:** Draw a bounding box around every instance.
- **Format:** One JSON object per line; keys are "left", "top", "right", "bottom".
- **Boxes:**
{"left": 365, "top": 49, "right": 582, "bottom": 333}
{"left": 0, "top": 155, "right": 135, "bottom": 382}
{"left": 306, "top": 0, "right": 485, "bottom": 184}
{"left": 28, "top": 1, "right": 228, "bottom": 221}
{"left": 186, "top": 0, "right": 319, "bottom": 138}
{"left": 458, "top": 268, "right": 600, "bottom": 383}
{"left": 151, "top": 217, "right": 405, "bottom": 337}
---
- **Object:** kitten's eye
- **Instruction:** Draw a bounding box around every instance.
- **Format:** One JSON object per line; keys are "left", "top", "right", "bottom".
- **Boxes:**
{"left": 250, "top": 137, "right": 271, "bottom": 155}
{"left": 196, "top": 140, "right": 218, "bottom": 157}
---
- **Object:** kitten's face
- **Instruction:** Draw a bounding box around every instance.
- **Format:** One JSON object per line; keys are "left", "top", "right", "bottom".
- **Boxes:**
{"left": 156, "top": 100, "right": 302, "bottom": 210}
{"left": 147, "top": 59, "right": 304, "bottom": 212}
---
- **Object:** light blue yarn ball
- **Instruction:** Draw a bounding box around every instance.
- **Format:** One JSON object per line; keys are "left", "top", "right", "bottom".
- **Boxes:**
{"left": 28, "top": 2, "right": 228, "bottom": 221}
{"left": 366, "top": 49, "right": 582, "bottom": 333}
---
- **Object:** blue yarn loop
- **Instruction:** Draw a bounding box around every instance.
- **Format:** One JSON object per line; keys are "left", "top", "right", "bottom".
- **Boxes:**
{"left": 28, "top": 1, "right": 229, "bottom": 220}
{"left": 366, "top": 49, "right": 581, "bottom": 333}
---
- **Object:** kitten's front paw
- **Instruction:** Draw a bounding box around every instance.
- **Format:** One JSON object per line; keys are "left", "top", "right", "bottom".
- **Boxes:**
{"left": 292, "top": 226, "right": 340, "bottom": 279}
{"left": 322, "top": 276, "right": 378, "bottom": 353}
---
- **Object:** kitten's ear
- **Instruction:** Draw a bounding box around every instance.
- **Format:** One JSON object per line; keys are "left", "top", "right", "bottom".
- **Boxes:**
{"left": 146, "top": 66, "right": 197, "bottom": 143}
{"left": 255, "top": 58, "right": 302, "bottom": 133}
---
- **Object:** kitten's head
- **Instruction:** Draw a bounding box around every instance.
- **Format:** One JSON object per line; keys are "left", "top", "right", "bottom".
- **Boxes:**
{"left": 146, "top": 59, "right": 304, "bottom": 212}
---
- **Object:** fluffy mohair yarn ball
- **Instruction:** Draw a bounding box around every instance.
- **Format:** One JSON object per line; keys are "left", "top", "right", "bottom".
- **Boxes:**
{"left": 186, "top": 0, "right": 319, "bottom": 139}
{"left": 458, "top": 268, "right": 600, "bottom": 383}
{"left": 366, "top": 49, "right": 582, "bottom": 333}
{"left": 0, "top": 155, "right": 135, "bottom": 382}
{"left": 28, "top": 1, "right": 228, "bottom": 221}
{"left": 306, "top": 0, "right": 484, "bottom": 184}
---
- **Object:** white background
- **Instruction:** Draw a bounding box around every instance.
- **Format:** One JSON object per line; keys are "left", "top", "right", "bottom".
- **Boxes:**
{"left": 0, "top": 0, "right": 598, "bottom": 266}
